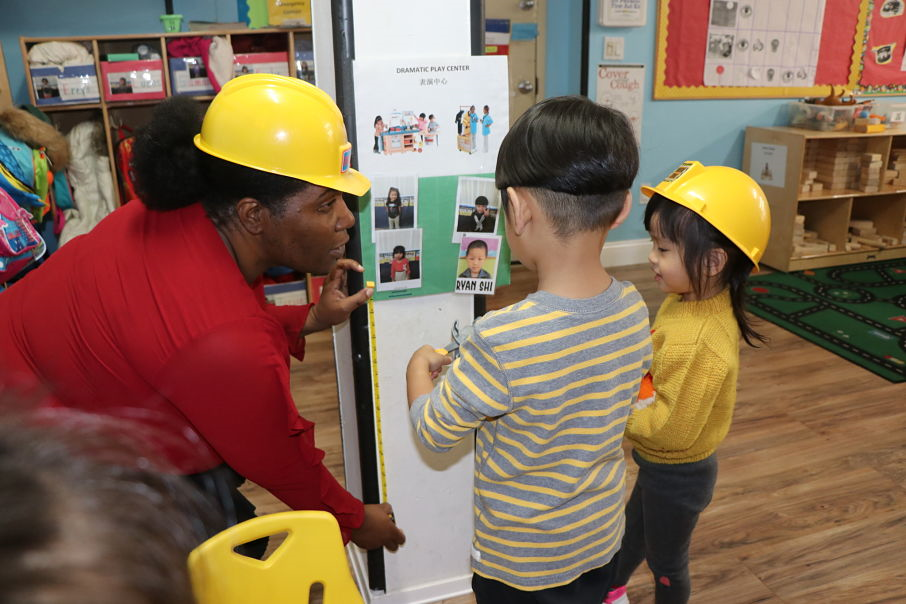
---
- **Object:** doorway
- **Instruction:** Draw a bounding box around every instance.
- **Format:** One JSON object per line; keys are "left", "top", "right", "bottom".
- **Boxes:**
{"left": 484, "top": 0, "right": 547, "bottom": 124}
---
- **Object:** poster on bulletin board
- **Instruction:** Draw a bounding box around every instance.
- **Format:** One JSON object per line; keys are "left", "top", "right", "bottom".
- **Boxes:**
{"left": 353, "top": 55, "right": 512, "bottom": 301}
{"left": 352, "top": 55, "right": 509, "bottom": 178}
{"left": 653, "top": 0, "right": 873, "bottom": 98}
{"left": 596, "top": 64, "right": 645, "bottom": 143}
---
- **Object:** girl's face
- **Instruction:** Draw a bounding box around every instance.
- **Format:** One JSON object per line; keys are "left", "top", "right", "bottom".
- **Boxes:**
{"left": 394, "top": 251, "right": 404, "bottom": 259}
{"left": 648, "top": 217, "right": 694, "bottom": 300}
{"left": 389, "top": 189, "right": 399, "bottom": 201}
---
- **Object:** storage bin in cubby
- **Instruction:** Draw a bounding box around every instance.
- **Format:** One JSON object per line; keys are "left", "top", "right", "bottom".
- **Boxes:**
{"left": 100, "top": 59, "right": 165, "bottom": 102}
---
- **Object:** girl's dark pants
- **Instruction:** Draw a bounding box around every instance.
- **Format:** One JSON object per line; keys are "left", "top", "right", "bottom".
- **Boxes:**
{"left": 612, "top": 450, "right": 718, "bottom": 604}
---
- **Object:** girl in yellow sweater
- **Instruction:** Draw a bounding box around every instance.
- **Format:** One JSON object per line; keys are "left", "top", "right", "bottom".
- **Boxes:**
{"left": 605, "top": 161, "right": 771, "bottom": 604}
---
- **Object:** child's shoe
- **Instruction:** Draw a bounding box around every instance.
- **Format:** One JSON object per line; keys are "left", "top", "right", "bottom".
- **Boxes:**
{"left": 604, "top": 585, "right": 629, "bottom": 604}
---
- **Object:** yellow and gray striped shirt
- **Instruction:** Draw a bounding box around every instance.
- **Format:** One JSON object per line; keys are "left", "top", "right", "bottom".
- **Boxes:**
{"left": 410, "top": 280, "right": 652, "bottom": 590}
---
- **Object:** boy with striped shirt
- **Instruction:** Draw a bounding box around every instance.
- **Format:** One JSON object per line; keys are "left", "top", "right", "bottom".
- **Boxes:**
{"left": 406, "top": 96, "right": 652, "bottom": 603}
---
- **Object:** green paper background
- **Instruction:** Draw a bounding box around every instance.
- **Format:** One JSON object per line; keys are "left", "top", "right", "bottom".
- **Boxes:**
{"left": 359, "top": 173, "right": 511, "bottom": 301}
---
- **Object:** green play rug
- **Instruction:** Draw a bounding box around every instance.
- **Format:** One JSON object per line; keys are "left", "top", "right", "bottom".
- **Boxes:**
{"left": 746, "top": 259, "right": 906, "bottom": 382}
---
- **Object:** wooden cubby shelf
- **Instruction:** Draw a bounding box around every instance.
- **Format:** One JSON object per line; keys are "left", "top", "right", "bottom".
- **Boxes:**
{"left": 744, "top": 126, "right": 906, "bottom": 271}
{"left": 20, "top": 28, "right": 314, "bottom": 205}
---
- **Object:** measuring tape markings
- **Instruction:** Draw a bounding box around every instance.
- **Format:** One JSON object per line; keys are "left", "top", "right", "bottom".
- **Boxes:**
{"left": 365, "top": 281, "right": 389, "bottom": 502}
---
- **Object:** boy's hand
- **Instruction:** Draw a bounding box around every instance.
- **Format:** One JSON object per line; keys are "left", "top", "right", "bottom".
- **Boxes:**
{"left": 304, "top": 260, "right": 373, "bottom": 335}
{"left": 406, "top": 345, "right": 452, "bottom": 406}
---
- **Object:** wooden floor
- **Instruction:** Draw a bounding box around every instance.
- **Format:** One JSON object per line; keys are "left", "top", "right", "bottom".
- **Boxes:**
{"left": 245, "top": 263, "right": 906, "bottom": 604}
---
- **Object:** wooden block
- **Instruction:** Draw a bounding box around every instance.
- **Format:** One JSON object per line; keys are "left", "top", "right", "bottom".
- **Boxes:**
{"left": 862, "top": 152, "right": 882, "bottom": 162}
{"left": 885, "top": 169, "right": 898, "bottom": 178}
{"left": 800, "top": 184, "right": 811, "bottom": 193}
{"left": 850, "top": 226, "right": 877, "bottom": 236}
{"left": 805, "top": 170, "right": 818, "bottom": 180}
{"left": 795, "top": 214, "right": 806, "bottom": 224}
{"left": 810, "top": 182, "right": 824, "bottom": 192}
{"left": 803, "top": 229, "right": 819, "bottom": 240}
{"left": 850, "top": 219, "right": 874, "bottom": 229}
{"left": 853, "top": 123, "right": 885, "bottom": 133}
{"left": 860, "top": 185, "right": 879, "bottom": 193}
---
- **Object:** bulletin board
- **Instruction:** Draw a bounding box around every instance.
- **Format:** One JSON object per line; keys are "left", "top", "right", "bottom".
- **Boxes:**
{"left": 653, "top": 0, "right": 881, "bottom": 99}
{"left": 359, "top": 173, "right": 511, "bottom": 302}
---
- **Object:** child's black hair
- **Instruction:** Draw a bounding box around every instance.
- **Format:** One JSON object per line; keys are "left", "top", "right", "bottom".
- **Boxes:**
{"left": 132, "top": 96, "right": 308, "bottom": 228}
{"left": 466, "top": 239, "right": 488, "bottom": 254}
{"left": 495, "top": 95, "right": 638, "bottom": 237}
{"left": 644, "top": 194, "right": 767, "bottom": 347}
{"left": 374, "top": 115, "right": 383, "bottom": 125}
{"left": 387, "top": 186, "right": 401, "bottom": 200}
{"left": 393, "top": 245, "right": 406, "bottom": 256}
{"left": 474, "top": 195, "right": 489, "bottom": 207}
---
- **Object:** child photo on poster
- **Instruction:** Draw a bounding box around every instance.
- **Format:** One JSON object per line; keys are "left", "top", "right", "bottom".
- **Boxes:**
{"left": 452, "top": 176, "right": 499, "bottom": 243}
{"left": 375, "top": 228, "right": 423, "bottom": 292}
{"left": 371, "top": 174, "right": 418, "bottom": 240}
{"left": 454, "top": 234, "right": 500, "bottom": 295}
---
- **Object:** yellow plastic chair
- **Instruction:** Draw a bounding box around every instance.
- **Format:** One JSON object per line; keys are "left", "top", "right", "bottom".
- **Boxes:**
{"left": 188, "top": 510, "right": 364, "bottom": 604}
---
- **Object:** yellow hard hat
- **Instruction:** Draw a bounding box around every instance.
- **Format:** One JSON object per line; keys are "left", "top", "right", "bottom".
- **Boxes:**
{"left": 641, "top": 161, "right": 771, "bottom": 268}
{"left": 194, "top": 74, "right": 370, "bottom": 196}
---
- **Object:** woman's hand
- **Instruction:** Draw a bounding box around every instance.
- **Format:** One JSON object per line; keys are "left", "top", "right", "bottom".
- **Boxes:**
{"left": 350, "top": 502, "right": 406, "bottom": 552}
{"left": 303, "top": 259, "right": 373, "bottom": 335}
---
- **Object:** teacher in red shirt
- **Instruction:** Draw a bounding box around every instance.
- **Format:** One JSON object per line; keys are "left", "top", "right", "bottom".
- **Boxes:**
{"left": 0, "top": 74, "right": 405, "bottom": 555}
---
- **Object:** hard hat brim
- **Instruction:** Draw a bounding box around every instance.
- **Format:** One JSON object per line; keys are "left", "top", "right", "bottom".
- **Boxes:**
{"left": 194, "top": 134, "right": 371, "bottom": 197}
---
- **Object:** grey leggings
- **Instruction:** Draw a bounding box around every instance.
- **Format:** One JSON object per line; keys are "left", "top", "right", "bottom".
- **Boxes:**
{"left": 612, "top": 451, "right": 718, "bottom": 604}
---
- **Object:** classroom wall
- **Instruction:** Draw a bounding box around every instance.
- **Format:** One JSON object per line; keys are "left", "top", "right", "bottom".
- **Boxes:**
{"left": 0, "top": 0, "right": 238, "bottom": 107}
{"left": 544, "top": 0, "right": 583, "bottom": 98}
{"left": 556, "top": 0, "right": 906, "bottom": 244}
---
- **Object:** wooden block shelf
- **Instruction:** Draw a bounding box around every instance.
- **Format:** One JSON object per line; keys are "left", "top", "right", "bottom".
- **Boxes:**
{"left": 744, "top": 126, "right": 906, "bottom": 271}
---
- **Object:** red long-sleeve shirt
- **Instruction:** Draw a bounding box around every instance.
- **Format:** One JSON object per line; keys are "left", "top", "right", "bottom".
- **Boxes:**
{"left": 0, "top": 201, "right": 364, "bottom": 539}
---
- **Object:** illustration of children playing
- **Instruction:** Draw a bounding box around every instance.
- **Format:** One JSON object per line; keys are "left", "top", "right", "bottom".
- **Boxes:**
{"left": 458, "top": 239, "right": 492, "bottom": 279}
{"left": 469, "top": 105, "right": 479, "bottom": 153}
{"left": 481, "top": 105, "right": 493, "bottom": 153}
{"left": 391, "top": 245, "right": 411, "bottom": 281}
{"left": 374, "top": 115, "right": 385, "bottom": 154}
{"left": 417, "top": 112, "right": 428, "bottom": 147}
{"left": 458, "top": 105, "right": 472, "bottom": 153}
{"left": 426, "top": 114, "right": 439, "bottom": 146}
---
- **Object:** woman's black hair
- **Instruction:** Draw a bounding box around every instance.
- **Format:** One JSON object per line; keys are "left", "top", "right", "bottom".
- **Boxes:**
{"left": 645, "top": 193, "right": 767, "bottom": 347}
{"left": 393, "top": 245, "right": 406, "bottom": 255}
{"left": 132, "top": 96, "right": 309, "bottom": 227}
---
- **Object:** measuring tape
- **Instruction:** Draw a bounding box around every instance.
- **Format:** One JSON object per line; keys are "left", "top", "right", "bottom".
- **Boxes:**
{"left": 365, "top": 281, "right": 389, "bottom": 502}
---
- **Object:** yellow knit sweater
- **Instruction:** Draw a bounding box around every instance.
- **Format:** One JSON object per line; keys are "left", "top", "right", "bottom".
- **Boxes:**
{"left": 626, "top": 289, "right": 739, "bottom": 464}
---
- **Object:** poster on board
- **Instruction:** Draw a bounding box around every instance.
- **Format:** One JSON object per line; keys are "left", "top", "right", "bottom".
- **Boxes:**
{"left": 375, "top": 228, "right": 423, "bottom": 292}
{"left": 452, "top": 176, "right": 499, "bottom": 243}
{"left": 596, "top": 64, "right": 645, "bottom": 144}
{"left": 454, "top": 234, "right": 501, "bottom": 295}
{"left": 703, "top": 0, "right": 827, "bottom": 87}
{"left": 353, "top": 55, "right": 509, "bottom": 178}
{"left": 370, "top": 174, "right": 419, "bottom": 241}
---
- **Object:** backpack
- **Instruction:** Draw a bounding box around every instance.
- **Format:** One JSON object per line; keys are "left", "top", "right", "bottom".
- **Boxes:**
{"left": 114, "top": 126, "right": 139, "bottom": 203}
{"left": 0, "top": 186, "right": 45, "bottom": 283}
